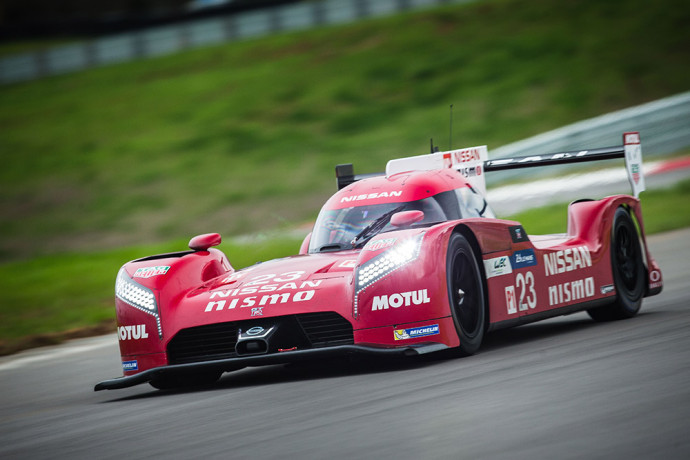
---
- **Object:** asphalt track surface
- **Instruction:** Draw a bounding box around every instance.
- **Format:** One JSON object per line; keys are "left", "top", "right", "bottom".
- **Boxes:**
{"left": 2, "top": 229, "right": 689, "bottom": 459}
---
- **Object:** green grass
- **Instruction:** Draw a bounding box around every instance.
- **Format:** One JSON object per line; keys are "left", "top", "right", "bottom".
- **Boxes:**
{"left": 1, "top": 0, "right": 689, "bottom": 261}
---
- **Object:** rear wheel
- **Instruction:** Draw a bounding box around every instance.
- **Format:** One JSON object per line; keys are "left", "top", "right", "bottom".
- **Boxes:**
{"left": 149, "top": 370, "right": 222, "bottom": 390}
{"left": 446, "top": 233, "right": 486, "bottom": 356}
{"left": 588, "top": 207, "right": 645, "bottom": 321}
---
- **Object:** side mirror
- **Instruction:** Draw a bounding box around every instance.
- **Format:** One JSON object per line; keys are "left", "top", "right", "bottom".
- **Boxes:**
{"left": 390, "top": 210, "right": 424, "bottom": 227}
{"left": 299, "top": 232, "right": 312, "bottom": 255}
{"left": 189, "top": 233, "right": 222, "bottom": 251}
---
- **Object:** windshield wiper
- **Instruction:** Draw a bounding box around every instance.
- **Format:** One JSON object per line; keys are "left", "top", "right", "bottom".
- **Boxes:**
{"left": 351, "top": 205, "right": 406, "bottom": 249}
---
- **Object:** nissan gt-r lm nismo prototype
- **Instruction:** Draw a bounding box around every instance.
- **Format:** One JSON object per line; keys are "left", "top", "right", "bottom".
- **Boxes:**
{"left": 95, "top": 132, "right": 662, "bottom": 391}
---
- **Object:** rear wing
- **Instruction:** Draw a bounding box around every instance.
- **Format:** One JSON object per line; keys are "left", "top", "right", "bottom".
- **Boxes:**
{"left": 337, "top": 132, "right": 645, "bottom": 198}
{"left": 481, "top": 132, "right": 644, "bottom": 198}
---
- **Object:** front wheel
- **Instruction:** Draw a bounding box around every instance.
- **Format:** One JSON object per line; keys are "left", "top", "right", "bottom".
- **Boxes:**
{"left": 446, "top": 232, "right": 486, "bottom": 356}
{"left": 588, "top": 207, "right": 645, "bottom": 321}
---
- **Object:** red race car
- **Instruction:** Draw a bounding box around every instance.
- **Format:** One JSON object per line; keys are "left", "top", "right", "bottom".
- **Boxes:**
{"left": 96, "top": 132, "right": 662, "bottom": 391}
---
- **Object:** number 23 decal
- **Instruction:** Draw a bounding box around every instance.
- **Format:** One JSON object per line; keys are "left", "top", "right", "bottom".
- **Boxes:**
{"left": 244, "top": 271, "right": 305, "bottom": 286}
{"left": 506, "top": 271, "right": 537, "bottom": 315}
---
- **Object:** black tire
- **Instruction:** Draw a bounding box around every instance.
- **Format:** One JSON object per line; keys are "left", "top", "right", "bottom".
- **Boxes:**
{"left": 446, "top": 232, "right": 486, "bottom": 356}
{"left": 149, "top": 370, "right": 222, "bottom": 390}
{"left": 587, "top": 207, "right": 645, "bottom": 321}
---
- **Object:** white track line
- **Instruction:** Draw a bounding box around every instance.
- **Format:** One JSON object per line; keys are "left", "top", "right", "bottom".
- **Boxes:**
{"left": 0, "top": 336, "right": 115, "bottom": 372}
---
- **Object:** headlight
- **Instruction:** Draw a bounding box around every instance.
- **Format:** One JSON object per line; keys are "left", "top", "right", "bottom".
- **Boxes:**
{"left": 354, "top": 233, "right": 424, "bottom": 317}
{"left": 115, "top": 268, "right": 162, "bottom": 337}
{"left": 356, "top": 234, "right": 424, "bottom": 291}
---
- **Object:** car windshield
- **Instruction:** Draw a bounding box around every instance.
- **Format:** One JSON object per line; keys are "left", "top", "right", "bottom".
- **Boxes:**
{"left": 308, "top": 186, "right": 495, "bottom": 253}
{"left": 309, "top": 196, "right": 448, "bottom": 253}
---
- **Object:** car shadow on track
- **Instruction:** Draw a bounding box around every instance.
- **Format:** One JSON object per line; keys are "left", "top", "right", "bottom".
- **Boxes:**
{"left": 481, "top": 309, "right": 659, "bottom": 352}
{"left": 101, "top": 310, "right": 659, "bottom": 402}
{"left": 101, "top": 355, "right": 437, "bottom": 402}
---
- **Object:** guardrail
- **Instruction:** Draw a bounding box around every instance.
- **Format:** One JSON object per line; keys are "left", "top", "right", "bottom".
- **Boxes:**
{"left": 488, "top": 91, "right": 690, "bottom": 182}
{"left": 0, "top": 0, "right": 474, "bottom": 85}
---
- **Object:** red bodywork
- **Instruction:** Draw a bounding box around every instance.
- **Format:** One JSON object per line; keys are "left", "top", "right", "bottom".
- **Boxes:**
{"left": 107, "top": 168, "right": 663, "bottom": 384}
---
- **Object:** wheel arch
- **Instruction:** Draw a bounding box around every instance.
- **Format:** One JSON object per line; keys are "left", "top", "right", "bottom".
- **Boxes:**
{"left": 568, "top": 195, "right": 651, "bottom": 294}
{"left": 616, "top": 203, "right": 650, "bottom": 295}
{"left": 450, "top": 224, "right": 491, "bottom": 331}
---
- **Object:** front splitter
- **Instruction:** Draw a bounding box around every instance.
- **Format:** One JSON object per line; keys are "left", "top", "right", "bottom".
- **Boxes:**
{"left": 94, "top": 342, "right": 448, "bottom": 391}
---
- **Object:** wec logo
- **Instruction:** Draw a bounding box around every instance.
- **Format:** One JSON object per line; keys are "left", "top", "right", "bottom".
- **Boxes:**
{"left": 484, "top": 256, "right": 512, "bottom": 279}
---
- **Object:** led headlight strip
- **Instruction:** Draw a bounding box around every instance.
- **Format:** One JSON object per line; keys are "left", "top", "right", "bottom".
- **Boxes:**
{"left": 115, "top": 268, "right": 162, "bottom": 337}
{"left": 354, "top": 233, "right": 424, "bottom": 318}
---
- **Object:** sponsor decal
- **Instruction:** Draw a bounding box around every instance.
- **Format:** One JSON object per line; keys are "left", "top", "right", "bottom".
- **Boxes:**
{"left": 209, "top": 280, "right": 322, "bottom": 297}
{"left": 632, "top": 164, "right": 640, "bottom": 184}
{"left": 624, "top": 132, "right": 644, "bottom": 197}
{"left": 509, "top": 225, "right": 529, "bottom": 243}
{"left": 133, "top": 266, "right": 170, "bottom": 279}
{"left": 484, "top": 256, "right": 513, "bottom": 278}
{"left": 205, "top": 290, "right": 315, "bottom": 312}
{"left": 624, "top": 132, "right": 641, "bottom": 145}
{"left": 600, "top": 284, "right": 615, "bottom": 295}
{"left": 444, "top": 148, "right": 484, "bottom": 180}
{"left": 340, "top": 191, "right": 403, "bottom": 203}
{"left": 452, "top": 147, "right": 483, "bottom": 164}
{"left": 505, "top": 285, "right": 517, "bottom": 315}
{"left": 394, "top": 324, "right": 440, "bottom": 340}
{"left": 510, "top": 249, "right": 537, "bottom": 269}
{"left": 251, "top": 307, "right": 263, "bottom": 316}
{"left": 548, "top": 277, "right": 595, "bottom": 306}
{"left": 649, "top": 270, "right": 662, "bottom": 289}
{"left": 488, "top": 151, "right": 590, "bottom": 169}
{"left": 363, "top": 238, "right": 397, "bottom": 252}
{"left": 122, "top": 360, "right": 138, "bottom": 371}
{"left": 118, "top": 324, "right": 149, "bottom": 341}
{"left": 457, "top": 165, "right": 482, "bottom": 179}
{"left": 371, "top": 289, "right": 430, "bottom": 311}
{"left": 443, "top": 153, "right": 452, "bottom": 168}
{"left": 339, "top": 259, "right": 357, "bottom": 268}
{"left": 543, "top": 246, "right": 592, "bottom": 277}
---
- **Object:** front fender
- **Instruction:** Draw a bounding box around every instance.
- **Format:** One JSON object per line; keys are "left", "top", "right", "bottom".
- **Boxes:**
{"left": 115, "top": 248, "right": 233, "bottom": 374}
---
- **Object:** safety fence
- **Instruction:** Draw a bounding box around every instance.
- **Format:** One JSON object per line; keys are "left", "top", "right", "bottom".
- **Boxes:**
{"left": 487, "top": 91, "right": 690, "bottom": 182}
{"left": 0, "top": 0, "right": 474, "bottom": 85}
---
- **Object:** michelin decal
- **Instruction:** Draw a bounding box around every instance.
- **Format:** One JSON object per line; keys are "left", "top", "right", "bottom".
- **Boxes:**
{"left": 394, "top": 324, "right": 440, "bottom": 340}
